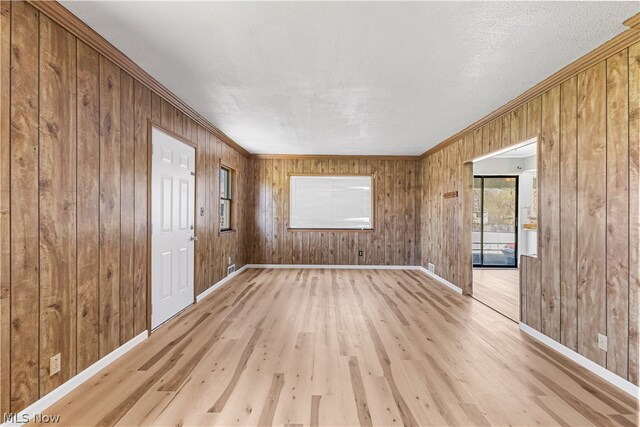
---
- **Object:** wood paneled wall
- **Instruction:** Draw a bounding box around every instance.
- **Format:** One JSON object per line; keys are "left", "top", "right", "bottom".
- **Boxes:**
{"left": 421, "top": 43, "right": 639, "bottom": 385}
{"left": 249, "top": 158, "right": 420, "bottom": 265}
{"left": 0, "top": 1, "right": 250, "bottom": 413}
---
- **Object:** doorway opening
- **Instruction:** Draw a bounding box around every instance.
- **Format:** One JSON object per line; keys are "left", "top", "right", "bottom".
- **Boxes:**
{"left": 471, "top": 140, "right": 537, "bottom": 321}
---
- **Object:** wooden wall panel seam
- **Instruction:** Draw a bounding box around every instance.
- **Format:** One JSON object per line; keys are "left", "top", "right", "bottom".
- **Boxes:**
{"left": 0, "top": 0, "right": 11, "bottom": 414}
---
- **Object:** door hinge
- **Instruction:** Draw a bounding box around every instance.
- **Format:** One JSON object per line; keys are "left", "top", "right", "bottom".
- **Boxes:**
{"left": 191, "top": 171, "right": 195, "bottom": 176}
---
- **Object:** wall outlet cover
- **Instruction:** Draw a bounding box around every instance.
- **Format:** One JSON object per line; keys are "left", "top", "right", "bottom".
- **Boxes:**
{"left": 50, "top": 353, "right": 61, "bottom": 376}
{"left": 598, "top": 333, "right": 608, "bottom": 351}
{"left": 227, "top": 264, "right": 236, "bottom": 275}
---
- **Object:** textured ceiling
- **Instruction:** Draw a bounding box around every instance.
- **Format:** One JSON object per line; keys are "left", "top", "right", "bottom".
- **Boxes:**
{"left": 61, "top": 1, "right": 639, "bottom": 155}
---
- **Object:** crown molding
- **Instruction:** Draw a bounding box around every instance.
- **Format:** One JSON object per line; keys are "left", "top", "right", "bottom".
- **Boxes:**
{"left": 624, "top": 12, "right": 640, "bottom": 30}
{"left": 26, "top": 3, "right": 640, "bottom": 161}
{"left": 250, "top": 154, "right": 420, "bottom": 161}
{"left": 27, "top": 0, "right": 250, "bottom": 157}
{"left": 419, "top": 17, "right": 640, "bottom": 159}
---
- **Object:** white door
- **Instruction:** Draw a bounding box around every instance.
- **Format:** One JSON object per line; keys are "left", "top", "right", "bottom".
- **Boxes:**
{"left": 151, "top": 127, "right": 196, "bottom": 329}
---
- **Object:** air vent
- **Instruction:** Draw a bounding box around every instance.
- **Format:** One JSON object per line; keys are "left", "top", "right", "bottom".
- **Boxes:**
{"left": 227, "top": 264, "right": 236, "bottom": 275}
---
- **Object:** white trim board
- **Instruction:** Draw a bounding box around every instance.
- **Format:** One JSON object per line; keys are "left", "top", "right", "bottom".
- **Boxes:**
{"left": 1, "top": 331, "right": 148, "bottom": 426}
{"left": 245, "top": 264, "right": 421, "bottom": 270}
{"left": 196, "top": 264, "right": 249, "bottom": 302}
{"left": 416, "top": 266, "right": 464, "bottom": 294}
{"left": 519, "top": 323, "right": 639, "bottom": 399}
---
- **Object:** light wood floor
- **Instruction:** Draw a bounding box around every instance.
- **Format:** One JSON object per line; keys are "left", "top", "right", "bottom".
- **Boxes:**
{"left": 39, "top": 268, "right": 637, "bottom": 426}
{"left": 473, "top": 268, "right": 520, "bottom": 321}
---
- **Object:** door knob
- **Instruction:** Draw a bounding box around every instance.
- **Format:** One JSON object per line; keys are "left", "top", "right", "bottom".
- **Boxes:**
{"left": 191, "top": 235, "right": 198, "bottom": 241}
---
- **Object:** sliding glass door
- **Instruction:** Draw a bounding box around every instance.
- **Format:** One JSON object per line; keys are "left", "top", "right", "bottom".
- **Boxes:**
{"left": 473, "top": 176, "right": 518, "bottom": 268}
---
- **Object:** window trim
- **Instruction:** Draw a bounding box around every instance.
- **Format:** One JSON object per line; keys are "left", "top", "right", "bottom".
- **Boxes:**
{"left": 287, "top": 172, "right": 376, "bottom": 232}
{"left": 219, "top": 162, "right": 236, "bottom": 235}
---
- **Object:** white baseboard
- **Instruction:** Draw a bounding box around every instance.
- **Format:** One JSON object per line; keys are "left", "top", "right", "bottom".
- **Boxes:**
{"left": 2, "top": 331, "right": 148, "bottom": 426}
{"left": 196, "top": 264, "right": 249, "bottom": 302}
{"left": 245, "top": 264, "right": 421, "bottom": 270}
{"left": 519, "top": 323, "right": 639, "bottom": 399}
{"left": 417, "top": 267, "right": 463, "bottom": 294}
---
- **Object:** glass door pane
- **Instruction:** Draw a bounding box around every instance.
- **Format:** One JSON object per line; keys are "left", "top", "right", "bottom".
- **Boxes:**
{"left": 482, "top": 176, "right": 518, "bottom": 267}
{"left": 473, "top": 176, "right": 518, "bottom": 268}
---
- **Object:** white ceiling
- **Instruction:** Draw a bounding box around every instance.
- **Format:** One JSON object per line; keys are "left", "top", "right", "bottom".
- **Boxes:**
{"left": 61, "top": 1, "right": 638, "bottom": 155}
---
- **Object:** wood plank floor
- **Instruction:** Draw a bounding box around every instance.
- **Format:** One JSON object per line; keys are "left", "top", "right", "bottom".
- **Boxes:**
{"left": 473, "top": 268, "right": 520, "bottom": 321}
{"left": 38, "top": 268, "right": 637, "bottom": 426}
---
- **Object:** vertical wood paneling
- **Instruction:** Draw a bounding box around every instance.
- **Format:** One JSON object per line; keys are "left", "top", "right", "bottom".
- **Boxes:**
{"left": 472, "top": 128, "right": 482, "bottom": 160}
{"left": 629, "top": 42, "right": 640, "bottom": 386}
{"left": 420, "top": 47, "right": 637, "bottom": 385}
{"left": 132, "top": 80, "right": 150, "bottom": 336}
{"left": 3, "top": 4, "right": 252, "bottom": 410}
{"left": 119, "top": 72, "right": 134, "bottom": 344}
{"left": 500, "top": 114, "right": 511, "bottom": 149}
{"left": 195, "top": 126, "right": 208, "bottom": 295}
{"left": 99, "top": 56, "right": 121, "bottom": 357}
{"left": 375, "top": 160, "right": 385, "bottom": 265}
{"left": 38, "top": 16, "right": 77, "bottom": 394}
{"left": 160, "top": 98, "right": 173, "bottom": 131}
{"left": 250, "top": 158, "right": 418, "bottom": 265}
{"left": 525, "top": 257, "right": 542, "bottom": 332}
{"left": 559, "top": 76, "right": 578, "bottom": 351}
{"left": 0, "top": 0, "right": 10, "bottom": 414}
{"left": 576, "top": 62, "right": 607, "bottom": 366}
{"left": 207, "top": 136, "right": 217, "bottom": 285}
{"left": 483, "top": 119, "right": 500, "bottom": 155}
{"left": 384, "top": 161, "right": 394, "bottom": 265}
{"left": 406, "top": 160, "right": 416, "bottom": 265}
{"left": 526, "top": 96, "right": 542, "bottom": 140}
{"left": 510, "top": 104, "right": 527, "bottom": 143}
{"left": 395, "top": 160, "right": 405, "bottom": 265}
{"left": 10, "top": 1, "right": 40, "bottom": 411}
{"left": 540, "top": 86, "right": 560, "bottom": 341}
{"left": 520, "top": 258, "right": 528, "bottom": 323}
{"left": 151, "top": 92, "right": 161, "bottom": 124}
{"left": 606, "top": 50, "right": 629, "bottom": 377}
{"left": 76, "top": 41, "right": 100, "bottom": 373}
{"left": 273, "top": 159, "right": 283, "bottom": 264}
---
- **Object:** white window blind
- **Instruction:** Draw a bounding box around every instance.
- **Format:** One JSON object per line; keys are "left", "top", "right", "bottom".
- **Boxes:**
{"left": 289, "top": 175, "right": 373, "bottom": 229}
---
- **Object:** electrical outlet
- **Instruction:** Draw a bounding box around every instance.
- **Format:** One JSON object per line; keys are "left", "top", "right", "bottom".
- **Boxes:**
{"left": 428, "top": 263, "right": 436, "bottom": 274}
{"left": 50, "top": 353, "right": 61, "bottom": 376}
{"left": 598, "top": 333, "right": 608, "bottom": 351}
{"left": 358, "top": 250, "right": 363, "bottom": 257}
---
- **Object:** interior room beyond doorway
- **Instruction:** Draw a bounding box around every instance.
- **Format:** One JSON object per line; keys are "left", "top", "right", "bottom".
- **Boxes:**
{"left": 472, "top": 141, "right": 537, "bottom": 321}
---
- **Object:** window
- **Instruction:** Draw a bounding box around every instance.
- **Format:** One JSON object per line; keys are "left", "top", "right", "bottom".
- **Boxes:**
{"left": 472, "top": 176, "right": 518, "bottom": 268}
{"left": 220, "top": 166, "right": 233, "bottom": 232}
{"left": 289, "top": 175, "right": 373, "bottom": 230}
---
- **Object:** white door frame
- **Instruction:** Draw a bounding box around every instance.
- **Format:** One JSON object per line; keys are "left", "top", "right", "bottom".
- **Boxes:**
{"left": 148, "top": 121, "right": 197, "bottom": 331}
